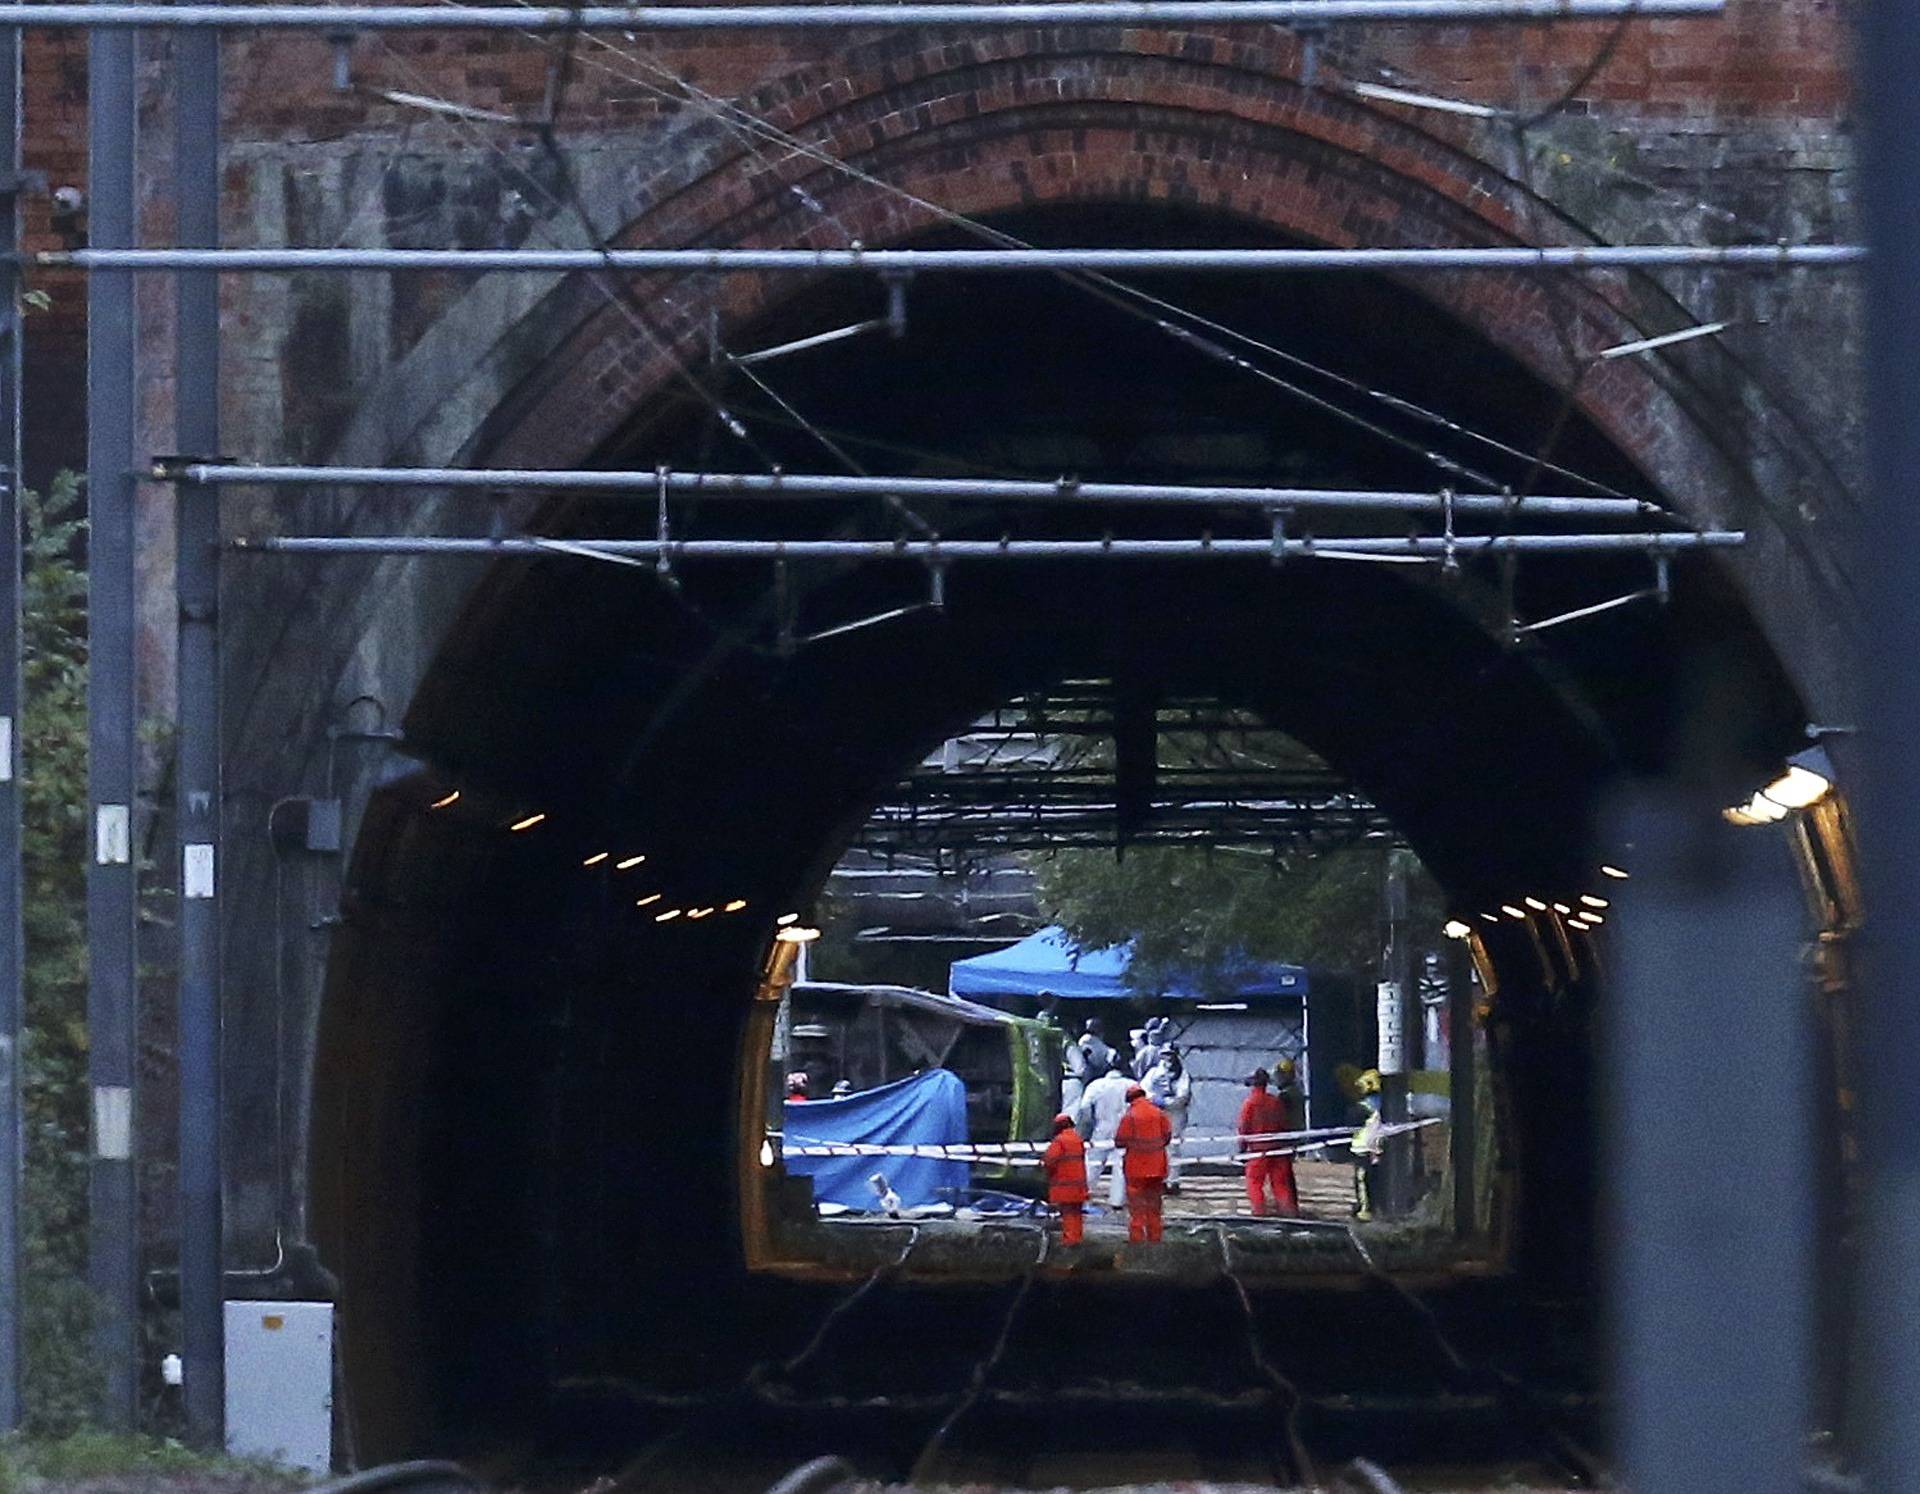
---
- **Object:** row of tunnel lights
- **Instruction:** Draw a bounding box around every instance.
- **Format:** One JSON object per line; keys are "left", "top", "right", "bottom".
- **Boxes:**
{"left": 425, "top": 787, "right": 821, "bottom": 938}
{"left": 1440, "top": 862, "right": 1630, "bottom": 942}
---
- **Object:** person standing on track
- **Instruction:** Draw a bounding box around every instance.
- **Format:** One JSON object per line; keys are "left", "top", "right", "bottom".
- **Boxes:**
{"left": 1239, "top": 1068, "right": 1299, "bottom": 1217}
{"left": 1075, "top": 1056, "right": 1133, "bottom": 1209}
{"left": 1145, "top": 1045, "right": 1193, "bottom": 1191}
{"left": 1041, "top": 1112, "right": 1089, "bottom": 1246}
{"left": 1114, "top": 1082, "right": 1173, "bottom": 1243}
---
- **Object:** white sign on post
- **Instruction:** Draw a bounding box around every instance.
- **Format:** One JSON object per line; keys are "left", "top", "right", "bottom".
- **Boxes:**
{"left": 1377, "top": 980, "right": 1406, "bottom": 1075}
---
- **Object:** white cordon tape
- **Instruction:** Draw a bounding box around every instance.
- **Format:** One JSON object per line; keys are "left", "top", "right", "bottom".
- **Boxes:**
{"left": 773, "top": 1123, "right": 1362, "bottom": 1157}
{"left": 775, "top": 1119, "right": 1441, "bottom": 1167}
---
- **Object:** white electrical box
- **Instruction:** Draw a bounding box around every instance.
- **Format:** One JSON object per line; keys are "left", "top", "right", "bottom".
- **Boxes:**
{"left": 224, "top": 1300, "right": 334, "bottom": 1475}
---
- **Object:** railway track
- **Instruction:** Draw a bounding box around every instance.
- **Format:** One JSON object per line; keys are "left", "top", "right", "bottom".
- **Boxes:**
{"left": 497, "top": 1221, "right": 1604, "bottom": 1492}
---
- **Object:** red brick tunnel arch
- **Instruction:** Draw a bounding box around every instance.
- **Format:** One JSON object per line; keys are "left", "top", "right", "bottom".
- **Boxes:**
{"left": 473, "top": 27, "right": 1765, "bottom": 546}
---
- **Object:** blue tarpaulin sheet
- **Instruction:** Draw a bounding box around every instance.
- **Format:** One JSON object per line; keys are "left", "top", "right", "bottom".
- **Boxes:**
{"left": 950, "top": 926, "right": 1307, "bottom": 1001}
{"left": 783, "top": 1068, "right": 969, "bottom": 1211}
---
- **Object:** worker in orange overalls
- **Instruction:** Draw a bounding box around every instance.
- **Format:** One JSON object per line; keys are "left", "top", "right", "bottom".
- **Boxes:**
{"left": 1041, "top": 1112, "right": 1090, "bottom": 1246}
{"left": 1239, "top": 1068, "right": 1298, "bottom": 1216}
{"left": 1114, "top": 1083, "right": 1173, "bottom": 1243}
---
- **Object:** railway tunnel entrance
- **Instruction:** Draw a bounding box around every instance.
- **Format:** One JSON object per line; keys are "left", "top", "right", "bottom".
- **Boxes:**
{"left": 293, "top": 203, "right": 1816, "bottom": 1470}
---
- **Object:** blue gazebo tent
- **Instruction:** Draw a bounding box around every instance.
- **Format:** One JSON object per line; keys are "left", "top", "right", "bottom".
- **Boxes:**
{"left": 949, "top": 928, "right": 1323, "bottom": 1130}
{"left": 949, "top": 926, "right": 1307, "bottom": 1002}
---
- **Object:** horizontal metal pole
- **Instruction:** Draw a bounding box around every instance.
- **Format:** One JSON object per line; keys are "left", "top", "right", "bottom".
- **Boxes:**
{"left": 49, "top": 244, "right": 1861, "bottom": 273}
{"left": 233, "top": 530, "right": 1744, "bottom": 559}
{"left": 0, "top": 0, "right": 1725, "bottom": 28}
{"left": 168, "top": 462, "right": 1659, "bottom": 517}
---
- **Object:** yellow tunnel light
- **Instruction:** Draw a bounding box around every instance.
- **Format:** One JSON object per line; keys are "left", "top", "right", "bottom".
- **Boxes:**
{"left": 725, "top": 899, "right": 749, "bottom": 913}
{"left": 1760, "top": 763, "right": 1832, "bottom": 811}
{"left": 655, "top": 908, "right": 683, "bottom": 923}
{"left": 1579, "top": 911, "right": 1607, "bottom": 925}
{"left": 429, "top": 790, "right": 460, "bottom": 810}
{"left": 616, "top": 854, "right": 647, "bottom": 870}
{"left": 509, "top": 813, "right": 547, "bottom": 832}
{"left": 688, "top": 906, "right": 715, "bottom": 920}
{"left": 1523, "top": 897, "right": 1547, "bottom": 912}
{"left": 1501, "top": 904, "right": 1527, "bottom": 920}
{"left": 1580, "top": 894, "right": 1610, "bottom": 909}
{"left": 1600, "top": 864, "right": 1630, "bottom": 880}
{"left": 583, "top": 851, "right": 609, "bottom": 867}
{"left": 635, "top": 892, "right": 663, "bottom": 909}
{"left": 1552, "top": 902, "right": 1573, "bottom": 915}
{"left": 777, "top": 926, "right": 822, "bottom": 944}
{"left": 759, "top": 1139, "right": 776, "bottom": 1167}
{"left": 777, "top": 913, "right": 801, "bottom": 927}
{"left": 1479, "top": 913, "right": 1500, "bottom": 925}
{"left": 1443, "top": 920, "right": 1472, "bottom": 940}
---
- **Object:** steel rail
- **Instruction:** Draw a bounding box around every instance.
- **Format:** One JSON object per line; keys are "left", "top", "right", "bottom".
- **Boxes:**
{"left": 45, "top": 243, "right": 1861, "bottom": 272}
{"left": 231, "top": 530, "right": 1744, "bottom": 558}
{"left": 0, "top": 0, "right": 1726, "bottom": 28}
{"left": 164, "top": 461, "right": 1659, "bottom": 517}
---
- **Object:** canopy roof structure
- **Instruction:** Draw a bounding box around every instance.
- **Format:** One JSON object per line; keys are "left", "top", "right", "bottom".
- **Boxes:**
{"left": 949, "top": 925, "right": 1307, "bottom": 1001}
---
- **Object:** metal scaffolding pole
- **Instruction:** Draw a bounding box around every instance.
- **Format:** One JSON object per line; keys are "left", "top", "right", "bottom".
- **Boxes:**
{"left": 229, "top": 530, "right": 1745, "bottom": 560}
{"left": 160, "top": 463, "right": 1661, "bottom": 518}
{"left": 38, "top": 244, "right": 1863, "bottom": 274}
{"left": 0, "top": 13, "right": 23, "bottom": 1438}
{"left": 1859, "top": 0, "right": 1920, "bottom": 1481}
{"left": 85, "top": 10, "right": 140, "bottom": 1430}
{"left": 0, "top": 0, "right": 1727, "bottom": 28}
{"left": 174, "top": 20, "right": 224, "bottom": 1450}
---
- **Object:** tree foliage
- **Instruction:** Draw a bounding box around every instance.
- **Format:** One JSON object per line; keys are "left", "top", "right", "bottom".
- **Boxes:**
{"left": 1032, "top": 840, "right": 1445, "bottom": 994}
{"left": 18, "top": 472, "right": 103, "bottom": 1431}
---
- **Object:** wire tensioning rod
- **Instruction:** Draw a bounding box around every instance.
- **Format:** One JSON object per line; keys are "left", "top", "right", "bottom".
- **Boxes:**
{"left": 42, "top": 244, "right": 1861, "bottom": 273}
{"left": 160, "top": 462, "right": 1663, "bottom": 516}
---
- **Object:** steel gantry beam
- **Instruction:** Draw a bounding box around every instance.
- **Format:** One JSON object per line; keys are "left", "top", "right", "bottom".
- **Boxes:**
{"left": 85, "top": 8, "right": 141, "bottom": 1430}
{"left": 40, "top": 244, "right": 1864, "bottom": 274}
{"left": 0, "top": 0, "right": 1727, "bottom": 27}
{"left": 159, "top": 462, "right": 1661, "bottom": 518}
{"left": 229, "top": 531, "right": 1745, "bottom": 561}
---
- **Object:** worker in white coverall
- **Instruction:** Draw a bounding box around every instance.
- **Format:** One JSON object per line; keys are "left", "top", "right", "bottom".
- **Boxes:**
{"left": 1145, "top": 1046, "right": 1193, "bottom": 1190}
{"left": 1075, "top": 1057, "right": 1135, "bottom": 1209}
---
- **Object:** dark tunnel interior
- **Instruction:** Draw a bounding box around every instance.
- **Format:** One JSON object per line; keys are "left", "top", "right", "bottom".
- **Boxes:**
{"left": 304, "top": 204, "right": 1811, "bottom": 1468}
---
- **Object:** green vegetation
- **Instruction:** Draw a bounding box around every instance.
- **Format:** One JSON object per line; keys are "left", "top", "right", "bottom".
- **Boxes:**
{"left": 0, "top": 1431, "right": 308, "bottom": 1492}
{"left": 17, "top": 474, "right": 103, "bottom": 1434}
{"left": 1033, "top": 840, "right": 1445, "bottom": 992}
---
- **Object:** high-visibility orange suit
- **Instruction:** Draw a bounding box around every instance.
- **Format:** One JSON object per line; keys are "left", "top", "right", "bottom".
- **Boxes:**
{"left": 1041, "top": 1113, "right": 1089, "bottom": 1245}
{"left": 1238, "top": 1070, "right": 1298, "bottom": 1216}
{"left": 1114, "top": 1085, "right": 1173, "bottom": 1243}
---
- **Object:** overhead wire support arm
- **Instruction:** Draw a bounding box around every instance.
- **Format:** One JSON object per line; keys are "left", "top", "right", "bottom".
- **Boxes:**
{"left": 230, "top": 531, "right": 1746, "bottom": 561}
{"left": 158, "top": 461, "right": 1665, "bottom": 518}
{"left": 43, "top": 244, "right": 1864, "bottom": 273}
{"left": 0, "top": 0, "right": 1727, "bottom": 28}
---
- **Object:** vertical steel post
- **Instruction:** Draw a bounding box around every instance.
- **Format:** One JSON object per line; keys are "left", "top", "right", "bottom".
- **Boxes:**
{"left": 1859, "top": 0, "right": 1920, "bottom": 1480}
{"left": 86, "top": 10, "right": 141, "bottom": 1428}
{"left": 0, "top": 13, "right": 25, "bottom": 1436}
{"left": 175, "top": 21, "right": 222, "bottom": 1449}
{"left": 1447, "top": 936, "right": 1476, "bottom": 1238}
{"left": 1377, "top": 849, "right": 1414, "bottom": 1215}
{"left": 1610, "top": 802, "right": 1808, "bottom": 1494}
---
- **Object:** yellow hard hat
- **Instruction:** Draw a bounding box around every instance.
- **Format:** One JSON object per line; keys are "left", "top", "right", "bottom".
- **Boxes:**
{"left": 1356, "top": 1068, "right": 1382, "bottom": 1096}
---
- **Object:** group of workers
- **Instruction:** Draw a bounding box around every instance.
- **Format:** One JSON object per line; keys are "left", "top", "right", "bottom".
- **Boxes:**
{"left": 1039, "top": 1045, "right": 1308, "bottom": 1245}
{"left": 1040, "top": 1075, "right": 1172, "bottom": 1245}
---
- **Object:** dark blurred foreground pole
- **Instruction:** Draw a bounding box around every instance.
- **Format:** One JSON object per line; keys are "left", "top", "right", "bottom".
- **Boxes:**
{"left": 1859, "top": 0, "right": 1920, "bottom": 1483}
{"left": 1611, "top": 803, "right": 1808, "bottom": 1494}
